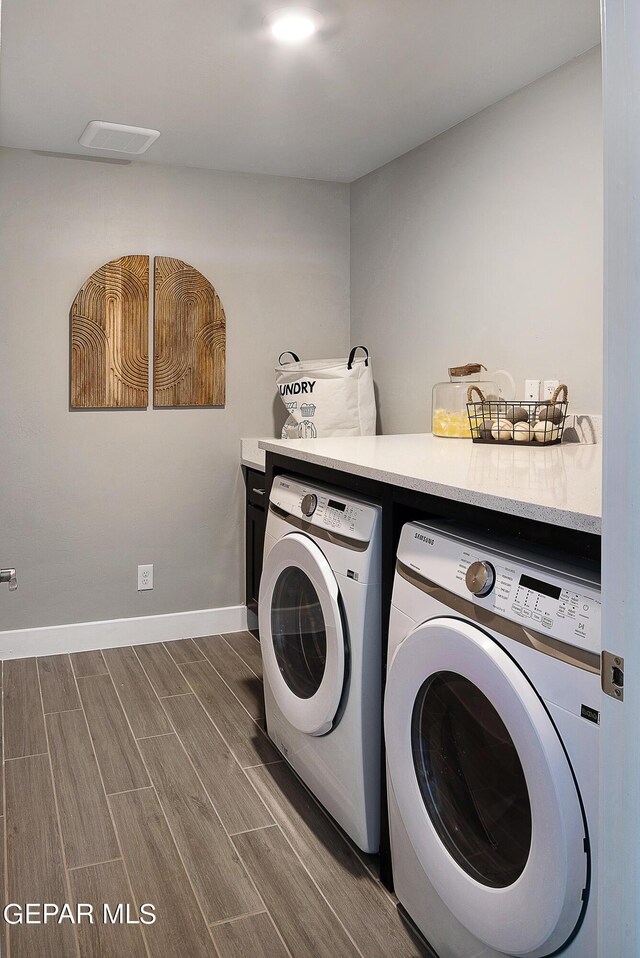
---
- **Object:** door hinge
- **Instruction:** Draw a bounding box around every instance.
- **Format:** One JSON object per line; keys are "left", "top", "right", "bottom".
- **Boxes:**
{"left": 602, "top": 650, "right": 624, "bottom": 701}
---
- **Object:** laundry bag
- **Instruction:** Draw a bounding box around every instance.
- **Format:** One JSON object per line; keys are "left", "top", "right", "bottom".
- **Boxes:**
{"left": 275, "top": 346, "right": 376, "bottom": 439}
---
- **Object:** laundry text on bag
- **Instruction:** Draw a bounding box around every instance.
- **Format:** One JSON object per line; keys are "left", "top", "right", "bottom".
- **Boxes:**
{"left": 278, "top": 380, "right": 316, "bottom": 396}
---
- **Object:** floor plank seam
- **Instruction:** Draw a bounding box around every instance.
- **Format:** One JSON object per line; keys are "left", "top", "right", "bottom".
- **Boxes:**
{"left": 207, "top": 908, "right": 269, "bottom": 928}
{"left": 68, "top": 659, "right": 154, "bottom": 958}
{"left": 43, "top": 707, "right": 83, "bottom": 715}
{"left": 69, "top": 649, "right": 108, "bottom": 680}
{"left": 186, "top": 640, "right": 266, "bottom": 725}
{"left": 158, "top": 691, "right": 196, "bottom": 698}
{"left": 126, "top": 761, "right": 235, "bottom": 945}
{"left": 135, "top": 731, "right": 176, "bottom": 741}
{"left": 242, "top": 758, "right": 285, "bottom": 770}
{"left": 131, "top": 643, "right": 184, "bottom": 701}
{"left": 4, "top": 751, "right": 50, "bottom": 762}
{"left": 176, "top": 658, "right": 271, "bottom": 763}
{"left": 105, "top": 785, "right": 155, "bottom": 797}
{"left": 148, "top": 667, "right": 278, "bottom": 926}
{"left": 155, "top": 682, "right": 277, "bottom": 843}
{"left": 106, "top": 646, "right": 174, "bottom": 739}
{"left": 161, "top": 640, "right": 204, "bottom": 666}
{"left": 106, "top": 647, "right": 253, "bottom": 944}
{"left": 36, "top": 654, "right": 83, "bottom": 958}
{"left": 239, "top": 818, "right": 369, "bottom": 958}
{"left": 250, "top": 713, "right": 387, "bottom": 896}
{"left": 235, "top": 742, "right": 374, "bottom": 958}
{"left": 219, "top": 633, "right": 263, "bottom": 681}
{"left": 294, "top": 778, "right": 386, "bottom": 891}
{"left": 169, "top": 658, "right": 268, "bottom": 773}
{"left": 228, "top": 823, "right": 279, "bottom": 837}
{"left": 67, "top": 856, "right": 123, "bottom": 872}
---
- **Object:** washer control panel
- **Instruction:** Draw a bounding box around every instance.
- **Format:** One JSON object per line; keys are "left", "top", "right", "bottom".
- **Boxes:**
{"left": 270, "top": 475, "right": 377, "bottom": 544}
{"left": 399, "top": 521, "right": 601, "bottom": 654}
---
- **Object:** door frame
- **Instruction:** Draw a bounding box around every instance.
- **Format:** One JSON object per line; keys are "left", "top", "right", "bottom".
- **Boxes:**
{"left": 601, "top": 1, "right": 640, "bottom": 953}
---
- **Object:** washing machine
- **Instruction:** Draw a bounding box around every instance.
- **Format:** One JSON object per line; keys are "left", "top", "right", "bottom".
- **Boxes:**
{"left": 385, "top": 520, "right": 601, "bottom": 958}
{"left": 259, "top": 474, "right": 382, "bottom": 852}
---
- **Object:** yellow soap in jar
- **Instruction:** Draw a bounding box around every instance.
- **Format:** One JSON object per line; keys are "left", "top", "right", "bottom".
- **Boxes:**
{"left": 432, "top": 409, "right": 472, "bottom": 438}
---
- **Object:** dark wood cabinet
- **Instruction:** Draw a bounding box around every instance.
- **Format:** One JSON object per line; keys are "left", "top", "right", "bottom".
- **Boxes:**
{"left": 244, "top": 467, "right": 267, "bottom": 637}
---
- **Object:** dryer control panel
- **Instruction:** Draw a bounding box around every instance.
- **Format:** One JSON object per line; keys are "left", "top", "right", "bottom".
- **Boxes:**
{"left": 398, "top": 521, "right": 601, "bottom": 654}
{"left": 270, "top": 475, "right": 378, "bottom": 544}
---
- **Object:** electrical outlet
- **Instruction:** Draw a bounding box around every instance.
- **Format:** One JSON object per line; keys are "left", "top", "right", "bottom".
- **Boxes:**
{"left": 524, "top": 380, "right": 541, "bottom": 402}
{"left": 137, "top": 564, "right": 153, "bottom": 591}
{"left": 543, "top": 379, "right": 560, "bottom": 400}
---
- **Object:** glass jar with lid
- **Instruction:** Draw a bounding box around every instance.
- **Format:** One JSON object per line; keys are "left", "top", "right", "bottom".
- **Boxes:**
{"left": 432, "top": 364, "right": 507, "bottom": 438}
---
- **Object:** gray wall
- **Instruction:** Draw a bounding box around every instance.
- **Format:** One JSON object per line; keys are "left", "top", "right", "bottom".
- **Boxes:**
{"left": 351, "top": 48, "right": 603, "bottom": 434}
{"left": 0, "top": 149, "right": 350, "bottom": 630}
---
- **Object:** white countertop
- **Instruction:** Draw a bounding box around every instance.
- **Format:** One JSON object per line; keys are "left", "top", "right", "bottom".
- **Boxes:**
{"left": 258, "top": 434, "right": 602, "bottom": 534}
{"left": 240, "top": 438, "right": 267, "bottom": 471}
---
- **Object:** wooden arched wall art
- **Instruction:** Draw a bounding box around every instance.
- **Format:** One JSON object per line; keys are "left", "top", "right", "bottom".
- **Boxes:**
{"left": 153, "top": 256, "right": 226, "bottom": 407}
{"left": 70, "top": 255, "right": 149, "bottom": 408}
{"left": 70, "top": 255, "right": 226, "bottom": 408}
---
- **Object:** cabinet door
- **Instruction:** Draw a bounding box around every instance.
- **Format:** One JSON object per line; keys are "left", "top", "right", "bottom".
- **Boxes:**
{"left": 246, "top": 500, "right": 266, "bottom": 633}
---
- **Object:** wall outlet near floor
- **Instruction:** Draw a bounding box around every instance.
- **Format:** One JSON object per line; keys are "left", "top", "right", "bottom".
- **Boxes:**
{"left": 137, "top": 564, "right": 153, "bottom": 591}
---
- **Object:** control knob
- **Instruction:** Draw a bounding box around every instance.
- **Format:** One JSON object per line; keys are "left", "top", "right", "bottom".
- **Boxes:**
{"left": 465, "top": 560, "right": 496, "bottom": 598}
{"left": 301, "top": 493, "right": 318, "bottom": 517}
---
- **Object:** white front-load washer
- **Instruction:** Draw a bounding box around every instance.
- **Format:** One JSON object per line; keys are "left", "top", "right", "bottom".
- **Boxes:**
{"left": 385, "top": 521, "right": 601, "bottom": 958}
{"left": 259, "top": 474, "right": 382, "bottom": 853}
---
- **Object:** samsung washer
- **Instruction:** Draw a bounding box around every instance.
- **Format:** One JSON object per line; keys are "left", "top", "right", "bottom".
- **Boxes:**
{"left": 259, "top": 474, "right": 382, "bottom": 852}
{"left": 385, "top": 520, "right": 601, "bottom": 957}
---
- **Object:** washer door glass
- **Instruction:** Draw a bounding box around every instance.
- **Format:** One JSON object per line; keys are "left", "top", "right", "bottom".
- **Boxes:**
{"left": 411, "top": 671, "right": 531, "bottom": 888}
{"left": 271, "top": 566, "right": 327, "bottom": 699}
{"left": 259, "top": 532, "right": 346, "bottom": 736}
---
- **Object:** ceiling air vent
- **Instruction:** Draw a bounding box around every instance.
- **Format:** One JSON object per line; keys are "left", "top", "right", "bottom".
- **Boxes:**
{"left": 79, "top": 121, "right": 160, "bottom": 155}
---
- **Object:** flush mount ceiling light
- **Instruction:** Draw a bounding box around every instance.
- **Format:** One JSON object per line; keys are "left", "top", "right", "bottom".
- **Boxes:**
{"left": 78, "top": 121, "right": 161, "bottom": 155}
{"left": 264, "top": 7, "right": 324, "bottom": 43}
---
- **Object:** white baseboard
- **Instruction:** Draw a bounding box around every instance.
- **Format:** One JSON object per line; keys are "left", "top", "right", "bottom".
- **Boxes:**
{"left": 0, "top": 605, "right": 249, "bottom": 660}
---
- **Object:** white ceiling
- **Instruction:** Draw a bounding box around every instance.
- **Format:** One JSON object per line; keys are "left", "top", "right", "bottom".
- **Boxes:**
{"left": 0, "top": 0, "right": 600, "bottom": 182}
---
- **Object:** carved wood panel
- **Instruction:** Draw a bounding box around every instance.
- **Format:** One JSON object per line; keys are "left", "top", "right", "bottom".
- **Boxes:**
{"left": 153, "top": 257, "right": 226, "bottom": 407}
{"left": 70, "top": 255, "right": 149, "bottom": 408}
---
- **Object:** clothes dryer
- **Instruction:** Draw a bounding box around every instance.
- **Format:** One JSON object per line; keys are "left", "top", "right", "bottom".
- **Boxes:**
{"left": 259, "top": 474, "right": 382, "bottom": 852}
{"left": 385, "top": 521, "right": 601, "bottom": 957}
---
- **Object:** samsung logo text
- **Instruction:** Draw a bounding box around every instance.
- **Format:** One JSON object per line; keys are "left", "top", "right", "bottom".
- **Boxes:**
{"left": 414, "top": 533, "right": 435, "bottom": 545}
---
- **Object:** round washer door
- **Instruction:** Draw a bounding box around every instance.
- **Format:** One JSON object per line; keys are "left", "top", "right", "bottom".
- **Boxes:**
{"left": 385, "top": 618, "right": 587, "bottom": 958}
{"left": 259, "top": 532, "right": 346, "bottom": 736}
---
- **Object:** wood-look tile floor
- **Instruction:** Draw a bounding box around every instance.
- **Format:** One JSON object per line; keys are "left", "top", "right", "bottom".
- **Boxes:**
{"left": 1, "top": 633, "right": 426, "bottom": 958}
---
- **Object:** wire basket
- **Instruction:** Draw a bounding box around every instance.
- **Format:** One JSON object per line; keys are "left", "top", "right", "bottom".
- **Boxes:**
{"left": 466, "top": 384, "right": 568, "bottom": 446}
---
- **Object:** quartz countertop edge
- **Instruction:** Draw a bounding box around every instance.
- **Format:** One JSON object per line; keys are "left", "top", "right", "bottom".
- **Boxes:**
{"left": 240, "top": 438, "right": 266, "bottom": 471}
{"left": 258, "top": 434, "right": 602, "bottom": 535}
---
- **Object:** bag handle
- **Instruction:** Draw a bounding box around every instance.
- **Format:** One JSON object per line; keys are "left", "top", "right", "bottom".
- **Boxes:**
{"left": 278, "top": 351, "right": 301, "bottom": 365}
{"left": 347, "top": 345, "right": 369, "bottom": 370}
